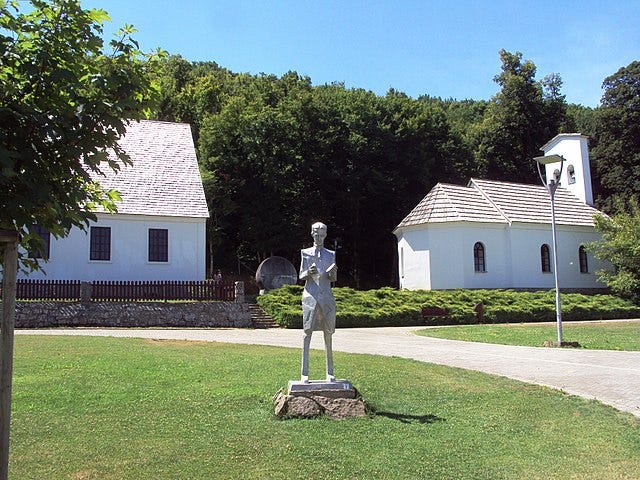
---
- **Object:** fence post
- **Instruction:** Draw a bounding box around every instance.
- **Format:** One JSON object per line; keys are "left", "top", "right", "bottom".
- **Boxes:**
{"left": 80, "top": 282, "right": 92, "bottom": 304}
{"left": 234, "top": 281, "right": 245, "bottom": 303}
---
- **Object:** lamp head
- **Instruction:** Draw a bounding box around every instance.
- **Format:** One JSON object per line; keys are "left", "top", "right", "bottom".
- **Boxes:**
{"left": 534, "top": 154, "right": 564, "bottom": 165}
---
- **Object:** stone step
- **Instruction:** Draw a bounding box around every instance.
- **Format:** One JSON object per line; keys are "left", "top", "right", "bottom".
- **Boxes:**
{"left": 248, "top": 304, "right": 279, "bottom": 329}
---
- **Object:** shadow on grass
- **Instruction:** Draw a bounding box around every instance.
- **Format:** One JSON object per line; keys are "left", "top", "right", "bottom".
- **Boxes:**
{"left": 375, "top": 411, "right": 445, "bottom": 424}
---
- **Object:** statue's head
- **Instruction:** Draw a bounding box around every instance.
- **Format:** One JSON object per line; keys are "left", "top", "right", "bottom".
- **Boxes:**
{"left": 311, "top": 222, "right": 327, "bottom": 247}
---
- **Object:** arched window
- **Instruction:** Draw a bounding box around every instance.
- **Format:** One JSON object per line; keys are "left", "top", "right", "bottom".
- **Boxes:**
{"left": 540, "top": 244, "right": 551, "bottom": 273}
{"left": 579, "top": 246, "right": 589, "bottom": 273}
{"left": 567, "top": 164, "right": 576, "bottom": 184}
{"left": 473, "top": 242, "right": 486, "bottom": 272}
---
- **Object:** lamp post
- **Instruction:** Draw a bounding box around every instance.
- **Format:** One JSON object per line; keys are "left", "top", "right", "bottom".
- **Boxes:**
{"left": 533, "top": 154, "right": 565, "bottom": 345}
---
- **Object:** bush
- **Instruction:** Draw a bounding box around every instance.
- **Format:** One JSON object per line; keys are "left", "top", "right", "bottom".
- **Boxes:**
{"left": 256, "top": 286, "right": 640, "bottom": 328}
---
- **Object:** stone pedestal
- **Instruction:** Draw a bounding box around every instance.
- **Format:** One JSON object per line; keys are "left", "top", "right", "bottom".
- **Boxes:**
{"left": 288, "top": 379, "right": 356, "bottom": 398}
{"left": 274, "top": 380, "right": 366, "bottom": 419}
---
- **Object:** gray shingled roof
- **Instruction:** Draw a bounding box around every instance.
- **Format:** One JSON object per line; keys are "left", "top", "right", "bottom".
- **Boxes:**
{"left": 89, "top": 120, "right": 209, "bottom": 218}
{"left": 470, "top": 178, "right": 600, "bottom": 226}
{"left": 396, "top": 178, "right": 601, "bottom": 230}
{"left": 397, "top": 183, "right": 507, "bottom": 227}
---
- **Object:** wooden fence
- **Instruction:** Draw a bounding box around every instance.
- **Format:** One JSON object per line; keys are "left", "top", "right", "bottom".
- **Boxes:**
{"left": 2, "top": 279, "right": 236, "bottom": 302}
{"left": 91, "top": 280, "right": 235, "bottom": 302}
{"left": 14, "top": 279, "right": 81, "bottom": 301}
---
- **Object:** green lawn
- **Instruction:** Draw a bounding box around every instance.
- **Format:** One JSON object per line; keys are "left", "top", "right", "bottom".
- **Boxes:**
{"left": 10, "top": 335, "right": 640, "bottom": 479}
{"left": 416, "top": 320, "right": 640, "bottom": 351}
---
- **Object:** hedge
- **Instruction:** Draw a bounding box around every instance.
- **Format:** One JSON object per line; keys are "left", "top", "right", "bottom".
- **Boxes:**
{"left": 256, "top": 285, "right": 640, "bottom": 328}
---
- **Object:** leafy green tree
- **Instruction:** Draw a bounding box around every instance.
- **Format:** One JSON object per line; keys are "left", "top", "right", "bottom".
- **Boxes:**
{"left": 152, "top": 55, "right": 233, "bottom": 136}
{"left": 591, "top": 61, "right": 640, "bottom": 211}
{"left": 198, "top": 72, "right": 314, "bottom": 269}
{"left": 0, "top": 0, "right": 160, "bottom": 268}
{"left": 193, "top": 71, "right": 466, "bottom": 287}
{"left": 418, "top": 95, "right": 486, "bottom": 180}
{"left": 473, "top": 50, "right": 567, "bottom": 183}
{"left": 566, "top": 104, "right": 597, "bottom": 138}
{"left": 590, "top": 198, "right": 640, "bottom": 303}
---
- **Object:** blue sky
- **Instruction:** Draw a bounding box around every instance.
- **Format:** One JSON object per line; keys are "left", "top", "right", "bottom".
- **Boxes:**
{"left": 85, "top": 0, "right": 639, "bottom": 107}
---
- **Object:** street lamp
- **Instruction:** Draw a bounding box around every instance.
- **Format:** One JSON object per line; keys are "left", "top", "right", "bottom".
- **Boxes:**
{"left": 533, "top": 153, "right": 564, "bottom": 345}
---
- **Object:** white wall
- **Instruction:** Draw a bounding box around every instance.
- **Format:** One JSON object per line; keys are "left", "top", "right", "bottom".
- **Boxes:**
{"left": 509, "top": 224, "right": 556, "bottom": 289}
{"left": 543, "top": 134, "right": 594, "bottom": 205}
{"left": 397, "top": 221, "right": 607, "bottom": 290}
{"left": 458, "top": 223, "right": 510, "bottom": 289}
{"left": 398, "top": 222, "right": 509, "bottom": 290}
{"left": 18, "top": 213, "right": 207, "bottom": 281}
{"left": 554, "top": 226, "right": 608, "bottom": 288}
{"left": 427, "top": 224, "right": 465, "bottom": 289}
{"left": 397, "top": 228, "right": 433, "bottom": 290}
{"left": 509, "top": 223, "right": 606, "bottom": 289}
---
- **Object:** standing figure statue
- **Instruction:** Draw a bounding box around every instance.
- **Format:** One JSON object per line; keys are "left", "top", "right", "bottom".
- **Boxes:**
{"left": 299, "top": 222, "right": 338, "bottom": 383}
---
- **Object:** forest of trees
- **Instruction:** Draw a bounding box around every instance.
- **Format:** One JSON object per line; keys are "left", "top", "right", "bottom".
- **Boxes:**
{"left": 147, "top": 51, "right": 639, "bottom": 288}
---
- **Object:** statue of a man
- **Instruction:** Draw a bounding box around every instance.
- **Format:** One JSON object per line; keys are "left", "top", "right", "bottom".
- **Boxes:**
{"left": 299, "top": 222, "right": 338, "bottom": 383}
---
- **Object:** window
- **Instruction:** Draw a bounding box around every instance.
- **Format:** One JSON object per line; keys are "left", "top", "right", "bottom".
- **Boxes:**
{"left": 90, "top": 227, "right": 111, "bottom": 261}
{"left": 148, "top": 228, "right": 168, "bottom": 262}
{"left": 579, "top": 246, "right": 588, "bottom": 273}
{"left": 567, "top": 164, "right": 576, "bottom": 184}
{"left": 540, "top": 244, "right": 551, "bottom": 273}
{"left": 29, "top": 224, "right": 50, "bottom": 259}
{"left": 473, "top": 242, "right": 486, "bottom": 273}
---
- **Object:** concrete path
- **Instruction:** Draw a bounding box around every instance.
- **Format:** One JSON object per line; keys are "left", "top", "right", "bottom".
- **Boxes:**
{"left": 17, "top": 326, "right": 640, "bottom": 418}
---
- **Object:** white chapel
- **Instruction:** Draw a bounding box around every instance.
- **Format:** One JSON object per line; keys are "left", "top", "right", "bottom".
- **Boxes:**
{"left": 393, "top": 134, "right": 609, "bottom": 291}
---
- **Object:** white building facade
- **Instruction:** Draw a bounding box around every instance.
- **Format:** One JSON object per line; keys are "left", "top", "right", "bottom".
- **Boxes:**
{"left": 19, "top": 120, "right": 209, "bottom": 281}
{"left": 394, "top": 134, "right": 608, "bottom": 291}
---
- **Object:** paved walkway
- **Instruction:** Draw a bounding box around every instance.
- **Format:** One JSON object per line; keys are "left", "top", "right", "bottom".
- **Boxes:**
{"left": 17, "top": 326, "right": 640, "bottom": 418}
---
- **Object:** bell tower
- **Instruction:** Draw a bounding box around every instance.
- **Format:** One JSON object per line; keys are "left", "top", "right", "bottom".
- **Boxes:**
{"left": 540, "top": 133, "right": 593, "bottom": 205}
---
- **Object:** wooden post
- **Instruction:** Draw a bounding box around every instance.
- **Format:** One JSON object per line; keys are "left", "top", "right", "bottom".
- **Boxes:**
{"left": 0, "top": 230, "right": 19, "bottom": 480}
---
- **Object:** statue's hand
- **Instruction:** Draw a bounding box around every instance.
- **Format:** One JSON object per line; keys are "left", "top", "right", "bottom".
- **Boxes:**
{"left": 308, "top": 263, "right": 318, "bottom": 275}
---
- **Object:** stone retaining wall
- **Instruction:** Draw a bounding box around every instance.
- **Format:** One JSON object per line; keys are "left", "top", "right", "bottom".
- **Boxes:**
{"left": 9, "top": 301, "right": 252, "bottom": 329}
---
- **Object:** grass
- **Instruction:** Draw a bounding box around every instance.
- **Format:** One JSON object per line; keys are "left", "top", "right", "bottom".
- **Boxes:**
{"left": 10, "top": 335, "right": 640, "bottom": 479}
{"left": 416, "top": 320, "right": 640, "bottom": 351}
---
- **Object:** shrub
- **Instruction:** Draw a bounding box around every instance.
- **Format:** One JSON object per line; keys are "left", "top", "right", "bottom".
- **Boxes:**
{"left": 255, "top": 286, "right": 640, "bottom": 328}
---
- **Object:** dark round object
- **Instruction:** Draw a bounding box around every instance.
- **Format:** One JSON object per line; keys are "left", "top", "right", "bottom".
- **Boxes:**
{"left": 255, "top": 256, "right": 298, "bottom": 292}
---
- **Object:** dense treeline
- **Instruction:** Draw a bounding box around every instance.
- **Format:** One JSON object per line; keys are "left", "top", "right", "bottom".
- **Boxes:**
{"left": 149, "top": 51, "right": 639, "bottom": 288}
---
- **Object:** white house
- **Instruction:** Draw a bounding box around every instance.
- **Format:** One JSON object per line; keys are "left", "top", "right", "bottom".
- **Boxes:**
{"left": 394, "top": 134, "right": 609, "bottom": 291}
{"left": 20, "top": 120, "right": 209, "bottom": 281}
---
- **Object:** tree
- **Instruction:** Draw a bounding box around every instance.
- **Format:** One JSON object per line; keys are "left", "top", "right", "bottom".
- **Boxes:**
{"left": 473, "top": 50, "right": 567, "bottom": 183}
{"left": 565, "top": 104, "right": 597, "bottom": 138}
{"left": 589, "top": 198, "right": 640, "bottom": 303}
{"left": 0, "top": 2, "right": 159, "bottom": 477}
{"left": 152, "top": 55, "right": 234, "bottom": 136}
{"left": 590, "top": 61, "right": 640, "bottom": 211}
{"left": 193, "top": 74, "right": 467, "bottom": 287}
{"left": 0, "top": 0, "right": 160, "bottom": 268}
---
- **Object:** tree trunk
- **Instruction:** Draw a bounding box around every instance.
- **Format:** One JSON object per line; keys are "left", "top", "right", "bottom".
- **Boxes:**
{"left": 0, "top": 230, "right": 19, "bottom": 480}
